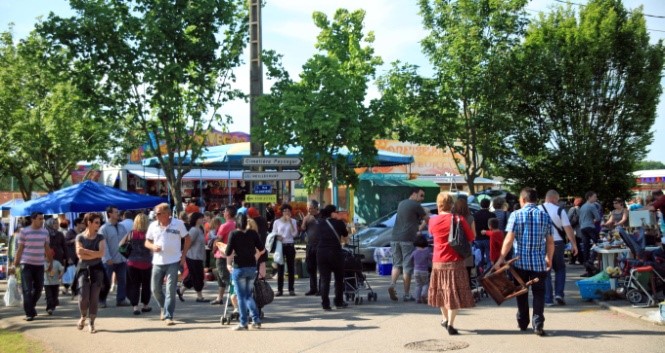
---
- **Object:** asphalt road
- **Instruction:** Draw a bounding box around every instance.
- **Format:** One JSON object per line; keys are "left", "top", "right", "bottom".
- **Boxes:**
{"left": 1, "top": 266, "right": 664, "bottom": 353}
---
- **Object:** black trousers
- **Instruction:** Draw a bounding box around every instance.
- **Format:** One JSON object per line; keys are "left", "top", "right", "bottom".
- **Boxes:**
{"left": 183, "top": 258, "right": 205, "bottom": 292}
{"left": 126, "top": 266, "right": 152, "bottom": 306}
{"left": 306, "top": 246, "right": 318, "bottom": 293}
{"left": 20, "top": 264, "right": 44, "bottom": 318}
{"left": 317, "top": 247, "right": 344, "bottom": 308}
{"left": 44, "top": 285, "right": 60, "bottom": 311}
{"left": 580, "top": 227, "right": 599, "bottom": 265}
{"left": 513, "top": 267, "right": 547, "bottom": 331}
{"left": 277, "top": 244, "right": 296, "bottom": 293}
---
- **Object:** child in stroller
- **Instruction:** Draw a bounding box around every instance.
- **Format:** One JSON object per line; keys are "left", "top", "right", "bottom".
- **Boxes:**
{"left": 616, "top": 229, "right": 665, "bottom": 306}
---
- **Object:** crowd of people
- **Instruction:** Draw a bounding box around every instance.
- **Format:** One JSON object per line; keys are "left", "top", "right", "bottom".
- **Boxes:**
{"left": 7, "top": 187, "right": 665, "bottom": 336}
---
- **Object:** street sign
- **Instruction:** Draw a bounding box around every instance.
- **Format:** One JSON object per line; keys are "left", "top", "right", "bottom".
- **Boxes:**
{"left": 253, "top": 184, "right": 273, "bottom": 194}
{"left": 242, "top": 157, "right": 302, "bottom": 167}
{"left": 245, "top": 194, "right": 277, "bottom": 203}
{"left": 242, "top": 171, "right": 302, "bottom": 181}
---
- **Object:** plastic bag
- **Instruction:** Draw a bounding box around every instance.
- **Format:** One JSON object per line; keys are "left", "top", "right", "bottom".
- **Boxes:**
{"left": 272, "top": 241, "right": 284, "bottom": 265}
{"left": 62, "top": 265, "right": 76, "bottom": 285}
{"left": 4, "top": 274, "right": 22, "bottom": 307}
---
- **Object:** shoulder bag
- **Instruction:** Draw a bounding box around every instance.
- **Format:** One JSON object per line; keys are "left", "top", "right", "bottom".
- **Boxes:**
{"left": 449, "top": 214, "right": 471, "bottom": 259}
{"left": 118, "top": 231, "right": 133, "bottom": 258}
{"left": 253, "top": 276, "right": 274, "bottom": 307}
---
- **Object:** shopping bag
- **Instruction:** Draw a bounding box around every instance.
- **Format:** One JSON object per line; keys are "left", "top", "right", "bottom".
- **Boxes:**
{"left": 4, "top": 275, "right": 22, "bottom": 307}
{"left": 62, "top": 265, "right": 76, "bottom": 285}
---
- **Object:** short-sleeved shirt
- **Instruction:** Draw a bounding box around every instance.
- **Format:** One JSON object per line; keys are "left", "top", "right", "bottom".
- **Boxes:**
{"left": 18, "top": 227, "right": 50, "bottom": 266}
{"left": 392, "top": 199, "right": 426, "bottom": 242}
{"left": 44, "top": 260, "right": 64, "bottom": 286}
{"left": 486, "top": 229, "right": 504, "bottom": 263}
{"left": 541, "top": 202, "right": 570, "bottom": 242}
{"left": 214, "top": 220, "right": 236, "bottom": 259}
{"left": 579, "top": 202, "right": 600, "bottom": 229}
{"left": 146, "top": 218, "right": 188, "bottom": 265}
{"left": 272, "top": 217, "right": 298, "bottom": 244}
{"left": 429, "top": 213, "right": 474, "bottom": 263}
{"left": 225, "top": 229, "right": 265, "bottom": 268}
{"left": 100, "top": 221, "right": 128, "bottom": 263}
{"left": 473, "top": 209, "right": 496, "bottom": 241}
{"left": 505, "top": 203, "right": 552, "bottom": 272}
{"left": 186, "top": 226, "right": 206, "bottom": 261}
{"left": 412, "top": 247, "right": 432, "bottom": 272}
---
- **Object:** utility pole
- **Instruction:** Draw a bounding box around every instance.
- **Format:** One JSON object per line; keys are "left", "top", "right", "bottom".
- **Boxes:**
{"left": 249, "top": 0, "right": 265, "bottom": 212}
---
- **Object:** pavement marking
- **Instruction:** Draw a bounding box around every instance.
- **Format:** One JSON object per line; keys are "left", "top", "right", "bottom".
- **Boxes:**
{"left": 404, "top": 339, "right": 470, "bottom": 351}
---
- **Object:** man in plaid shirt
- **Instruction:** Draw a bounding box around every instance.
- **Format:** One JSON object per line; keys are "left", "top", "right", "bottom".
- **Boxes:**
{"left": 494, "top": 188, "right": 554, "bottom": 337}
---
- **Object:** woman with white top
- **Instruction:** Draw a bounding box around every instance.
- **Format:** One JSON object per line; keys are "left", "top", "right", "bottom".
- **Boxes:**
{"left": 272, "top": 204, "right": 299, "bottom": 296}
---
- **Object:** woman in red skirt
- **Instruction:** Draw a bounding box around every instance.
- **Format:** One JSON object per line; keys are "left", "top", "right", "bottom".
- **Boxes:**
{"left": 428, "top": 192, "right": 475, "bottom": 335}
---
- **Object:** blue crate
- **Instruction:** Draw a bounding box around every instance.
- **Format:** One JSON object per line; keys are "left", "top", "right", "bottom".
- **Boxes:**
{"left": 576, "top": 280, "right": 611, "bottom": 300}
{"left": 377, "top": 263, "right": 392, "bottom": 276}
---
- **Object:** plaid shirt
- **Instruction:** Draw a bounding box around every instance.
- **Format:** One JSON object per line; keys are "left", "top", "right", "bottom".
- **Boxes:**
{"left": 505, "top": 203, "right": 552, "bottom": 272}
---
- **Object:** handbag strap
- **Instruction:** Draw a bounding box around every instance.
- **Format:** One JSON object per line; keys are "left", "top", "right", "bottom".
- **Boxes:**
{"left": 326, "top": 219, "right": 341, "bottom": 241}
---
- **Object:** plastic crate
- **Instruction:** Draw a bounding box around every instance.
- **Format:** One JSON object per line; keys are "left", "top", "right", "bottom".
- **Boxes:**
{"left": 576, "top": 280, "right": 611, "bottom": 300}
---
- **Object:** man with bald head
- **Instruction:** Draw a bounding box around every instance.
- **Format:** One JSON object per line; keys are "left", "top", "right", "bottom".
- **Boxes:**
{"left": 540, "top": 190, "right": 578, "bottom": 306}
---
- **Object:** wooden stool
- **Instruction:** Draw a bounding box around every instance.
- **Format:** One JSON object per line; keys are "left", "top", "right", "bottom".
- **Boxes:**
{"left": 481, "top": 258, "right": 540, "bottom": 306}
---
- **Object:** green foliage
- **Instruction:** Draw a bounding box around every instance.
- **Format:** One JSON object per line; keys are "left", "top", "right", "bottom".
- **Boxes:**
{"left": 254, "top": 9, "right": 385, "bottom": 195}
{"left": 38, "top": 0, "right": 248, "bottom": 211}
{"left": 500, "top": 0, "right": 664, "bottom": 200}
{"left": 636, "top": 160, "right": 665, "bottom": 171}
{"left": 0, "top": 29, "right": 115, "bottom": 199}
{"left": 381, "top": 0, "right": 528, "bottom": 194}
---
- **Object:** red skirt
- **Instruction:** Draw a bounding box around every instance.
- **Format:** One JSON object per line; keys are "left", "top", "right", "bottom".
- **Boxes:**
{"left": 428, "top": 261, "right": 475, "bottom": 310}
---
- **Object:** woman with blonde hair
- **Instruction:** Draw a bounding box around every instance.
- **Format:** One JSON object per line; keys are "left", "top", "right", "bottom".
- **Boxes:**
{"left": 126, "top": 212, "right": 153, "bottom": 315}
{"left": 428, "top": 192, "right": 475, "bottom": 335}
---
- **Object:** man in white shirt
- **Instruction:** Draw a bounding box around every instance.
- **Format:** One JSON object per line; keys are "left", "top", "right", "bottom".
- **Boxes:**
{"left": 145, "top": 203, "right": 191, "bottom": 326}
{"left": 540, "top": 190, "right": 578, "bottom": 306}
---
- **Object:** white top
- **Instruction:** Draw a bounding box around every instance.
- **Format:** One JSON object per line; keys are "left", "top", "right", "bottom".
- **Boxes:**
{"left": 541, "top": 202, "right": 571, "bottom": 242}
{"left": 146, "top": 218, "right": 188, "bottom": 265}
{"left": 272, "top": 218, "right": 298, "bottom": 244}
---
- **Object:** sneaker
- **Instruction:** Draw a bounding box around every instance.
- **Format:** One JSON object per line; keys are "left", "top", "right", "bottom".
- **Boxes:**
{"left": 99, "top": 301, "right": 107, "bottom": 308}
{"left": 232, "top": 324, "right": 248, "bottom": 331}
{"left": 289, "top": 291, "right": 296, "bottom": 296}
{"left": 116, "top": 300, "right": 131, "bottom": 307}
{"left": 47, "top": 309, "right": 53, "bottom": 316}
{"left": 335, "top": 302, "right": 349, "bottom": 309}
{"left": 403, "top": 295, "right": 416, "bottom": 302}
{"left": 24, "top": 316, "right": 35, "bottom": 322}
{"left": 251, "top": 322, "right": 261, "bottom": 329}
{"left": 166, "top": 319, "right": 175, "bottom": 326}
{"left": 388, "top": 286, "right": 398, "bottom": 301}
{"left": 545, "top": 302, "right": 555, "bottom": 307}
{"left": 534, "top": 327, "right": 546, "bottom": 336}
{"left": 555, "top": 296, "right": 565, "bottom": 305}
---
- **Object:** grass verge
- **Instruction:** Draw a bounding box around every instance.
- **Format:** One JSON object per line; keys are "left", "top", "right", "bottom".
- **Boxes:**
{"left": 0, "top": 328, "right": 48, "bottom": 353}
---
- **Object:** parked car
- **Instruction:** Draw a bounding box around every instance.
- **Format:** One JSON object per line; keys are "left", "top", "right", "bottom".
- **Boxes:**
{"left": 350, "top": 202, "right": 480, "bottom": 265}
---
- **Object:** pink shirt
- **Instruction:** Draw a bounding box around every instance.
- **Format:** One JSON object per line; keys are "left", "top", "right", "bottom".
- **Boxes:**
{"left": 18, "top": 227, "right": 50, "bottom": 266}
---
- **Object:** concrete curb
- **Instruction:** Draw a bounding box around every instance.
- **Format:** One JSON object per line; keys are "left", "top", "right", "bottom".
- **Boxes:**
{"left": 595, "top": 299, "right": 665, "bottom": 326}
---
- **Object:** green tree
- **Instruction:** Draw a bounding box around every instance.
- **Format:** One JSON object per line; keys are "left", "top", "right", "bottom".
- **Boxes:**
{"left": 0, "top": 30, "right": 114, "bottom": 199}
{"left": 38, "top": 0, "right": 248, "bottom": 212}
{"left": 380, "top": 0, "right": 528, "bottom": 194}
{"left": 254, "top": 9, "right": 385, "bottom": 200}
{"left": 636, "top": 160, "right": 665, "bottom": 171}
{"left": 500, "top": 0, "right": 664, "bottom": 201}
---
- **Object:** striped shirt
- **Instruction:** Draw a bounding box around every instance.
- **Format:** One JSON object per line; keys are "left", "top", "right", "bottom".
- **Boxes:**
{"left": 18, "top": 227, "right": 50, "bottom": 266}
{"left": 505, "top": 203, "right": 552, "bottom": 272}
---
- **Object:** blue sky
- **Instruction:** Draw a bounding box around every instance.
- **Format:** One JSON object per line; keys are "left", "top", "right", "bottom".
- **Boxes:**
{"left": 2, "top": 0, "right": 664, "bottom": 163}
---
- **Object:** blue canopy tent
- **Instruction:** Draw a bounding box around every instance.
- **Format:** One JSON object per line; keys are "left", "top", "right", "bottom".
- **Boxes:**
{"left": 0, "top": 198, "right": 24, "bottom": 211}
{"left": 10, "top": 180, "right": 166, "bottom": 216}
{"left": 142, "top": 142, "right": 414, "bottom": 169}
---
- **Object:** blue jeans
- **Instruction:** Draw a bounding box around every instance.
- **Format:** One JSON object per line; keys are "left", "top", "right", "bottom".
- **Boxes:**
{"left": 104, "top": 261, "right": 127, "bottom": 304}
{"left": 20, "top": 264, "right": 44, "bottom": 318}
{"left": 151, "top": 262, "right": 179, "bottom": 320}
{"left": 475, "top": 239, "right": 491, "bottom": 271}
{"left": 232, "top": 267, "right": 260, "bottom": 327}
{"left": 545, "top": 241, "right": 566, "bottom": 303}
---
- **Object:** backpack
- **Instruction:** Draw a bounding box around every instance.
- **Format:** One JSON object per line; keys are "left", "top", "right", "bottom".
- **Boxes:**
{"left": 569, "top": 208, "right": 579, "bottom": 229}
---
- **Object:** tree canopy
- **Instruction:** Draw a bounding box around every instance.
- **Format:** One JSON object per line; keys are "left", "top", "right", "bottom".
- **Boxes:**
{"left": 38, "top": 0, "right": 248, "bottom": 211}
{"left": 499, "top": 0, "right": 664, "bottom": 200}
{"left": 380, "top": 0, "right": 528, "bottom": 194}
{"left": 0, "top": 29, "right": 115, "bottom": 200}
{"left": 254, "top": 9, "right": 386, "bottom": 198}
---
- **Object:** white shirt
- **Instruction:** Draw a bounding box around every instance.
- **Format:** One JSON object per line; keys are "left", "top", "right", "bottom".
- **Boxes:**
{"left": 146, "top": 218, "right": 188, "bottom": 265}
{"left": 272, "top": 218, "right": 298, "bottom": 244}
{"left": 541, "top": 202, "right": 571, "bottom": 242}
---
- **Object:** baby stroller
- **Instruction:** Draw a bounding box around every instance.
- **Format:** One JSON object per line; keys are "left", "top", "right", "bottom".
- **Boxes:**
{"left": 616, "top": 229, "right": 665, "bottom": 306}
{"left": 469, "top": 245, "right": 488, "bottom": 302}
{"left": 342, "top": 248, "right": 377, "bottom": 304}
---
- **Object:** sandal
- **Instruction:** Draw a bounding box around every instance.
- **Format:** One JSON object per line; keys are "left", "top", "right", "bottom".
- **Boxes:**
{"left": 88, "top": 323, "right": 96, "bottom": 334}
{"left": 176, "top": 287, "right": 185, "bottom": 302}
{"left": 77, "top": 317, "right": 86, "bottom": 330}
{"left": 210, "top": 299, "right": 223, "bottom": 305}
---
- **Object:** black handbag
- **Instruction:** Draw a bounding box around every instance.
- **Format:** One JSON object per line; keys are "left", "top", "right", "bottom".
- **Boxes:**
{"left": 449, "top": 214, "right": 471, "bottom": 259}
{"left": 253, "top": 276, "right": 274, "bottom": 307}
{"left": 118, "top": 232, "right": 133, "bottom": 258}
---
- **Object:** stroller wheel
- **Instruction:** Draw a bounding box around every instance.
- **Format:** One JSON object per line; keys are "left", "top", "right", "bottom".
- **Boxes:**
{"left": 372, "top": 293, "right": 378, "bottom": 301}
{"left": 626, "top": 289, "right": 645, "bottom": 304}
{"left": 221, "top": 317, "right": 227, "bottom": 325}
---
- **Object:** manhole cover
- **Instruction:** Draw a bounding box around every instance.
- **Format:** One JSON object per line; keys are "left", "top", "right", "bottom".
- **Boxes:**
{"left": 404, "top": 339, "right": 469, "bottom": 352}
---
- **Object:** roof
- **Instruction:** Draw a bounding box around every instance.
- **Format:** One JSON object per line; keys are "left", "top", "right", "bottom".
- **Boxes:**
{"left": 365, "top": 179, "right": 439, "bottom": 188}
